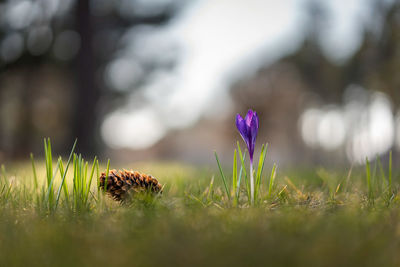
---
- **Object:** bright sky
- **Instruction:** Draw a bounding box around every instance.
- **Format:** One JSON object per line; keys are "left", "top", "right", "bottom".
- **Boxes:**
{"left": 101, "top": 0, "right": 370, "bottom": 150}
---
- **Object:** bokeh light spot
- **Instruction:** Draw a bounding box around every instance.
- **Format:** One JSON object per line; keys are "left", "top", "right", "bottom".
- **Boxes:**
{"left": 0, "top": 33, "right": 24, "bottom": 63}
{"left": 27, "top": 26, "right": 53, "bottom": 56}
{"left": 101, "top": 108, "right": 166, "bottom": 149}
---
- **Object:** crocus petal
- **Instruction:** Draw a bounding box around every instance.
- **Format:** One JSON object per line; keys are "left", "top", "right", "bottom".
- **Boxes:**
{"left": 236, "top": 109, "right": 259, "bottom": 163}
{"left": 254, "top": 111, "right": 259, "bottom": 129}
{"left": 245, "top": 109, "right": 254, "bottom": 127}
{"left": 236, "top": 114, "right": 248, "bottom": 141}
{"left": 235, "top": 113, "right": 244, "bottom": 128}
{"left": 248, "top": 113, "right": 259, "bottom": 160}
{"left": 250, "top": 112, "right": 259, "bottom": 142}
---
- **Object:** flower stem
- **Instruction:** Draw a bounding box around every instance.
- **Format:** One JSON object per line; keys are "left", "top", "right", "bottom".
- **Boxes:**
{"left": 250, "top": 160, "right": 254, "bottom": 205}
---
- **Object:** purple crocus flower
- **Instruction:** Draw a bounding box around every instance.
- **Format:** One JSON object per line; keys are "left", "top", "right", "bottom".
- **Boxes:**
{"left": 235, "top": 109, "right": 259, "bottom": 163}
{"left": 236, "top": 109, "right": 259, "bottom": 204}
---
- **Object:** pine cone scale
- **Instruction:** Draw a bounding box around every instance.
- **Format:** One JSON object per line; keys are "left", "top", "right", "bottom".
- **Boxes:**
{"left": 99, "top": 169, "right": 162, "bottom": 201}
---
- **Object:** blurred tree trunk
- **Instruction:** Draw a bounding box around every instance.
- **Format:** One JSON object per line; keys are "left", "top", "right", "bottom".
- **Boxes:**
{"left": 74, "top": 0, "right": 99, "bottom": 155}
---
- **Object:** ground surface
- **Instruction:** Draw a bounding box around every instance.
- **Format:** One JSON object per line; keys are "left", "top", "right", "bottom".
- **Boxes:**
{"left": 0, "top": 160, "right": 399, "bottom": 267}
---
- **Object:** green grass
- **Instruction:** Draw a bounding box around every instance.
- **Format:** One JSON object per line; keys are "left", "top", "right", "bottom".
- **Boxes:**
{"left": 0, "top": 141, "right": 399, "bottom": 266}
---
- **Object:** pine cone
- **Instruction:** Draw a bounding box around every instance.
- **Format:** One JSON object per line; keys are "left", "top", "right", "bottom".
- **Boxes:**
{"left": 99, "top": 169, "right": 162, "bottom": 201}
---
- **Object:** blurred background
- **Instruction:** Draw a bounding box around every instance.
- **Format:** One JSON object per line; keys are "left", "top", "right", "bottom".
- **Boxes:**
{"left": 0, "top": 0, "right": 399, "bottom": 167}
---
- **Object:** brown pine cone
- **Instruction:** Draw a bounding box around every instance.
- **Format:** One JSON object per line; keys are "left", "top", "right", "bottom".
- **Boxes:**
{"left": 99, "top": 169, "right": 162, "bottom": 201}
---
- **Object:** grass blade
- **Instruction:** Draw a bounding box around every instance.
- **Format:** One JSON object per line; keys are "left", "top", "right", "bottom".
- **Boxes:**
{"left": 268, "top": 164, "right": 277, "bottom": 197}
{"left": 232, "top": 149, "right": 237, "bottom": 202}
{"left": 44, "top": 138, "right": 53, "bottom": 187}
{"left": 214, "top": 151, "right": 230, "bottom": 200}
{"left": 255, "top": 143, "right": 268, "bottom": 200}
{"left": 236, "top": 153, "right": 246, "bottom": 196}
{"left": 389, "top": 150, "right": 392, "bottom": 196}
{"left": 237, "top": 142, "right": 250, "bottom": 200}
{"left": 55, "top": 139, "right": 77, "bottom": 210}
{"left": 96, "top": 159, "right": 100, "bottom": 199}
{"left": 85, "top": 157, "right": 97, "bottom": 204}
{"left": 104, "top": 159, "right": 111, "bottom": 192}
{"left": 45, "top": 160, "right": 60, "bottom": 207}
{"left": 366, "top": 157, "right": 373, "bottom": 202}
{"left": 59, "top": 158, "right": 70, "bottom": 204}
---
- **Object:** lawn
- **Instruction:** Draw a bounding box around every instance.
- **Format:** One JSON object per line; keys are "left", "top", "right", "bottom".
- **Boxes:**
{"left": 0, "top": 141, "right": 399, "bottom": 267}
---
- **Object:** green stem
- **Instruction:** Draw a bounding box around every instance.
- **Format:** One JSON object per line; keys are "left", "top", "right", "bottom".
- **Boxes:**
{"left": 250, "top": 160, "right": 254, "bottom": 205}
